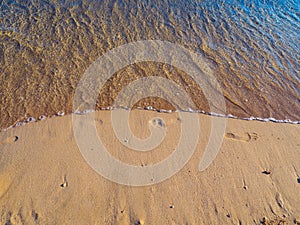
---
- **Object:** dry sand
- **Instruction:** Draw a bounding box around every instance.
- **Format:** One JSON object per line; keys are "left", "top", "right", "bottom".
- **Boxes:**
{"left": 0, "top": 110, "right": 299, "bottom": 225}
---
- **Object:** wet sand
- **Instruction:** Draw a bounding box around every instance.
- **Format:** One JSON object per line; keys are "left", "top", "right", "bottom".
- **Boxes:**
{"left": 0, "top": 110, "right": 299, "bottom": 224}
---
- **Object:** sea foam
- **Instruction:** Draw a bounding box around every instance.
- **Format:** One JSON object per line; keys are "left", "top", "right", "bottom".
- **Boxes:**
{"left": 1, "top": 107, "right": 299, "bottom": 132}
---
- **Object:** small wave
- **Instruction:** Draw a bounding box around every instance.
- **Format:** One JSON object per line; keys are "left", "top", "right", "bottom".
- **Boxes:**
{"left": 2, "top": 107, "right": 299, "bottom": 132}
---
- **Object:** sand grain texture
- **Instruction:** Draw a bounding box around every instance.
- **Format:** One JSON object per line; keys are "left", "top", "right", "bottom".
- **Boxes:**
{"left": 0, "top": 110, "right": 299, "bottom": 225}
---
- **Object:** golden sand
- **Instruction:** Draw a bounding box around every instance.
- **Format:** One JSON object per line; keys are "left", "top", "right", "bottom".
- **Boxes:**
{"left": 0, "top": 110, "right": 299, "bottom": 224}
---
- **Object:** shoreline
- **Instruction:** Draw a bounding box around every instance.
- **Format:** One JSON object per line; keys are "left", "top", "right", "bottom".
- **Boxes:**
{"left": 2, "top": 107, "right": 300, "bottom": 133}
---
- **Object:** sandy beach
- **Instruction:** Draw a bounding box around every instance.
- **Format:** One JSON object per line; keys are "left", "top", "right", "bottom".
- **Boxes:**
{"left": 1, "top": 0, "right": 299, "bottom": 224}
{"left": 0, "top": 110, "right": 299, "bottom": 225}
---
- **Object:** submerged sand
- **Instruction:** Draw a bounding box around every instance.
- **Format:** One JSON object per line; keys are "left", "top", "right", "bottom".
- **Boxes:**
{"left": 1, "top": 0, "right": 300, "bottom": 130}
{"left": 0, "top": 110, "right": 299, "bottom": 225}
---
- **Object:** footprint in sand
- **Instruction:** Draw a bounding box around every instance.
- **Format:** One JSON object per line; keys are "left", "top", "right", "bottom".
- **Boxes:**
{"left": 1, "top": 136, "right": 18, "bottom": 145}
{"left": 225, "top": 132, "right": 258, "bottom": 142}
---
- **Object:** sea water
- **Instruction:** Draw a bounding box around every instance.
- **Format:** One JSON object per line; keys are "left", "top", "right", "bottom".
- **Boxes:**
{"left": 0, "top": 0, "right": 299, "bottom": 130}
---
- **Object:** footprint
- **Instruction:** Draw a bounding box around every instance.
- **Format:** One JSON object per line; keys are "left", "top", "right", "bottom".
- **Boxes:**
{"left": 1, "top": 136, "right": 18, "bottom": 145}
{"left": 225, "top": 132, "right": 258, "bottom": 142}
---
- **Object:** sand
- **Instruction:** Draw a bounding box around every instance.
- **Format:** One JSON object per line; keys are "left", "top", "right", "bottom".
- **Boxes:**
{"left": 0, "top": 110, "right": 299, "bottom": 225}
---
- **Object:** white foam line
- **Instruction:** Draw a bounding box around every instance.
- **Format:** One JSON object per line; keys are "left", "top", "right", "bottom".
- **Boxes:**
{"left": 1, "top": 107, "right": 299, "bottom": 132}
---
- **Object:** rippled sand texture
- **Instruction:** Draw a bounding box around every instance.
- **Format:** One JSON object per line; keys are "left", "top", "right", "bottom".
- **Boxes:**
{"left": 0, "top": 0, "right": 299, "bottom": 129}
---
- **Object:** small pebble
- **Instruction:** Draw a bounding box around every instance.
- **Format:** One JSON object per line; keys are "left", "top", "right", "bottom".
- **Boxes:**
{"left": 15, "top": 121, "right": 26, "bottom": 127}
{"left": 135, "top": 220, "right": 144, "bottom": 225}
{"left": 39, "top": 115, "right": 47, "bottom": 120}
{"left": 169, "top": 205, "right": 174, "bottom": 209}
{"left": 262, "top": 170, "right": 271, "bottom": 175}
{"left": 27, "top": 117, "right": 36, "bottom": 122}
{"left": 151, "top": 118, "right": 164, "bottom": 127}
{"left": 57, "top": 111, "right": 65, "bottom": 116}
{"left": 262, "top": 217, "right": 268, "bottom": 223}
{"left": 60, "top": 181, "right": 68, "bottom": 188}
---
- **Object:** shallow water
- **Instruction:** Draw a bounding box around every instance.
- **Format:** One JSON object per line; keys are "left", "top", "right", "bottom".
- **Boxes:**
{"left": 0, "top": 0, "right": 299, "bottom": 129}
